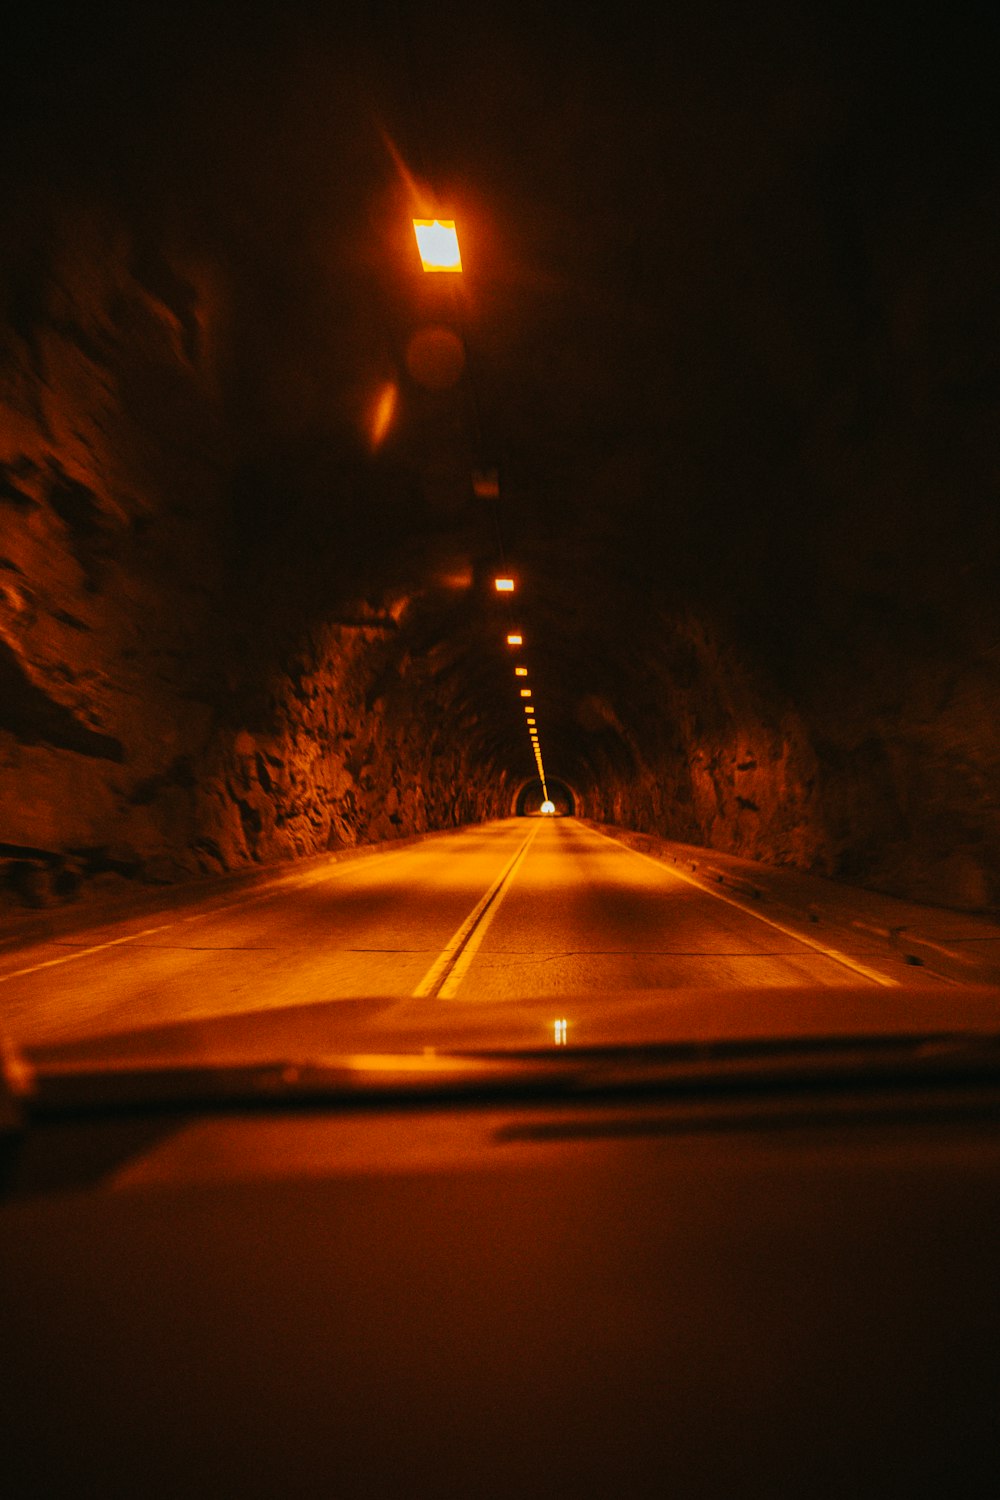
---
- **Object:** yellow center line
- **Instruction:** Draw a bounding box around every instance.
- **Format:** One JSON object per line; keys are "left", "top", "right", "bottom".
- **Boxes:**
{"left": 412, "top": 823, "right": 541, "bottom": 999}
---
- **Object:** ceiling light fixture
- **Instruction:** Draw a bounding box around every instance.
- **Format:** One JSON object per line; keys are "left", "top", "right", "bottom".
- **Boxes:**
{"left": 412, "top": 219, "right": 462, "bottom": 272}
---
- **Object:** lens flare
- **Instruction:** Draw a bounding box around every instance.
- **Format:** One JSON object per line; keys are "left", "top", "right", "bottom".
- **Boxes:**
{"left": 368, "top": 382, "right": 398, "bottom": 449}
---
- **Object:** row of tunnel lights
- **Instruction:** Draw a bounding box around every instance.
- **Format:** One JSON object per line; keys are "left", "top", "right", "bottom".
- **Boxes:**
{"left": 499, "top": 606, "right": 551, "bottom": 810}
{"left": 414, "top": 219, "right": 554, "bottom": 815}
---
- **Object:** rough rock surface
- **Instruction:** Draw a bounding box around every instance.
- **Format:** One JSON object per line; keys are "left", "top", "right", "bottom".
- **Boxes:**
{"left": 0, "top": 210, "right": 509, "bottom": 912}
{"left": 573, "top": 607, "right": 999, "bottom": 911}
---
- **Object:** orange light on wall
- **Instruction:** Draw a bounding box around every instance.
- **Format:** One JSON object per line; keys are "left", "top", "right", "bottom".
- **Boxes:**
{"left": 524, "top": 704, "right": 533, "bottom": 713}
{"left": 519, "top": 689, "right": 532, "bottom": 698}
{"left": 472, "top": 467, "right": 499, "bottom": 499}
{"left": 368, "top": 381, "right": 398, "bottom": 450}
{"left": 494, "top": 578, "right": 515, "bottom": 592}
{"left": 412, "top": 219, "right": 462, "bottom": 272}
{"left": 506, "top": 633, "right": 522, "bottom": 645}
{"left": 515, "top": 667, "right": 528, "bottom": 676}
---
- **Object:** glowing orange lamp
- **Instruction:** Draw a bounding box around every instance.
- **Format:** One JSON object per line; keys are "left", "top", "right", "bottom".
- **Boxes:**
{"left": 412, "top": 219, "right": 462, "bottom": 272}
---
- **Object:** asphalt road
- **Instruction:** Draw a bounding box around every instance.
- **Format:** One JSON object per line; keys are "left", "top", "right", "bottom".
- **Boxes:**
{"left": 1, "top": 818, "right": 947, "bottom": 1047}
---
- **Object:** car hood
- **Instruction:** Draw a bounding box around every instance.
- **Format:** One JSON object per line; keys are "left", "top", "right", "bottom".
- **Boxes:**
{"left": 17, "top": 983, "right": 1000, "bottom": 1073}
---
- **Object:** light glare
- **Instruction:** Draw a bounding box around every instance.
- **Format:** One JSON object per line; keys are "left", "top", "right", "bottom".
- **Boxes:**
{"left": 368, "top": 382, "right": 398, "bottom": 449}
{"left": 506, "top": 634, "right": 522, "bottom": 645}
{"left": 412, "top": 219, "right": 462, "bottom": 272}
{"left": 495, "top": 577, "right": 515, "bottom": 592}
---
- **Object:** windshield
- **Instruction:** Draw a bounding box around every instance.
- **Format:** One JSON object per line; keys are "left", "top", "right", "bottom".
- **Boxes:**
{"left": 2, "top": 3, "right": 999, "bottom": 1085}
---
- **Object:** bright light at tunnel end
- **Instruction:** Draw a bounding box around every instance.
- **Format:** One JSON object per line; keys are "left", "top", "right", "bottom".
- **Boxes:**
{"left": 541, "top": 799, "right": 555, "bottom": 815}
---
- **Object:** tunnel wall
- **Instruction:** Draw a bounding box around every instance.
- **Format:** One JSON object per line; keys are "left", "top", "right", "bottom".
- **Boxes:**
{"left": 574, "top": 615, "right": 824, "bottom": 865}
{"left": 3, "top": 169, "right": 998, "bottom": 916}
{"left": 547, "top": 159, "right": 1000, "bottom": 915}
{"left": 572, "top": 600, "right": 998, "bottom": 912}
{"left": 0, "top": 210, "right": 510, "bottom": 909}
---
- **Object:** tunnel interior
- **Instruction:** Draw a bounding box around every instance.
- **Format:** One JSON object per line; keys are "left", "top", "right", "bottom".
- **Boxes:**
{"left": 515, "top": 780, "right": 576, "bottom": 818}
{"left": 0, "top": 1, "right": 997, "bottom": 916}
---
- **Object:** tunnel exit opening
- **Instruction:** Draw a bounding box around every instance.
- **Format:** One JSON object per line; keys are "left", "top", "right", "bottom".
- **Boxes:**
{"left": 513, "top": 778, "right": 578, "bottom": 817}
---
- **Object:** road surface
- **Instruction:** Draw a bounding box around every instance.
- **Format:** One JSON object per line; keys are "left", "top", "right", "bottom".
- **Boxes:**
{"left": 1, "top": 818, "right": 949, "bottom": 1047}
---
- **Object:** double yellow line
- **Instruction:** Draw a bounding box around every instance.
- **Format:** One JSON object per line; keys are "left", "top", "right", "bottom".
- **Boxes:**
{"left": 412, "top": 822, "right": 540, "bottom": 999}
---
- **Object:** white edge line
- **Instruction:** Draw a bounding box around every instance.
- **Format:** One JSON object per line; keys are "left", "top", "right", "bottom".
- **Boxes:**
{"left": 0, "top": 923, "right": 181, "bottom": 984}
{"left": 586, "top": 824, "right": 900, "bottom": 988}
{"left": 0, "top": 829, "right": 501, "bottom": 986}
{"left": 412, "top": 824, "right": 540, "bottom": 998}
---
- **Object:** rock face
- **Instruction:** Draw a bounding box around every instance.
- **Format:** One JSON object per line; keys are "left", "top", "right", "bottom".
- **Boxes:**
{"left": 577, "top": 615, "right": 824, "bottom": 870}
{"left": 189, "top": 617, "right": 508, "bottom": 878}
{"left": 572, "top": 608, "right": 999, "bottom": 912}
{"left": 0, "top": 209, "right": 510, "bottom": 911}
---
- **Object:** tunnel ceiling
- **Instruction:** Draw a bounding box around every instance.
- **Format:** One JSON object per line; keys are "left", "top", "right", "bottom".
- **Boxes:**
{"left": 2, "top": 0, "right": 999, "bottom": 909}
